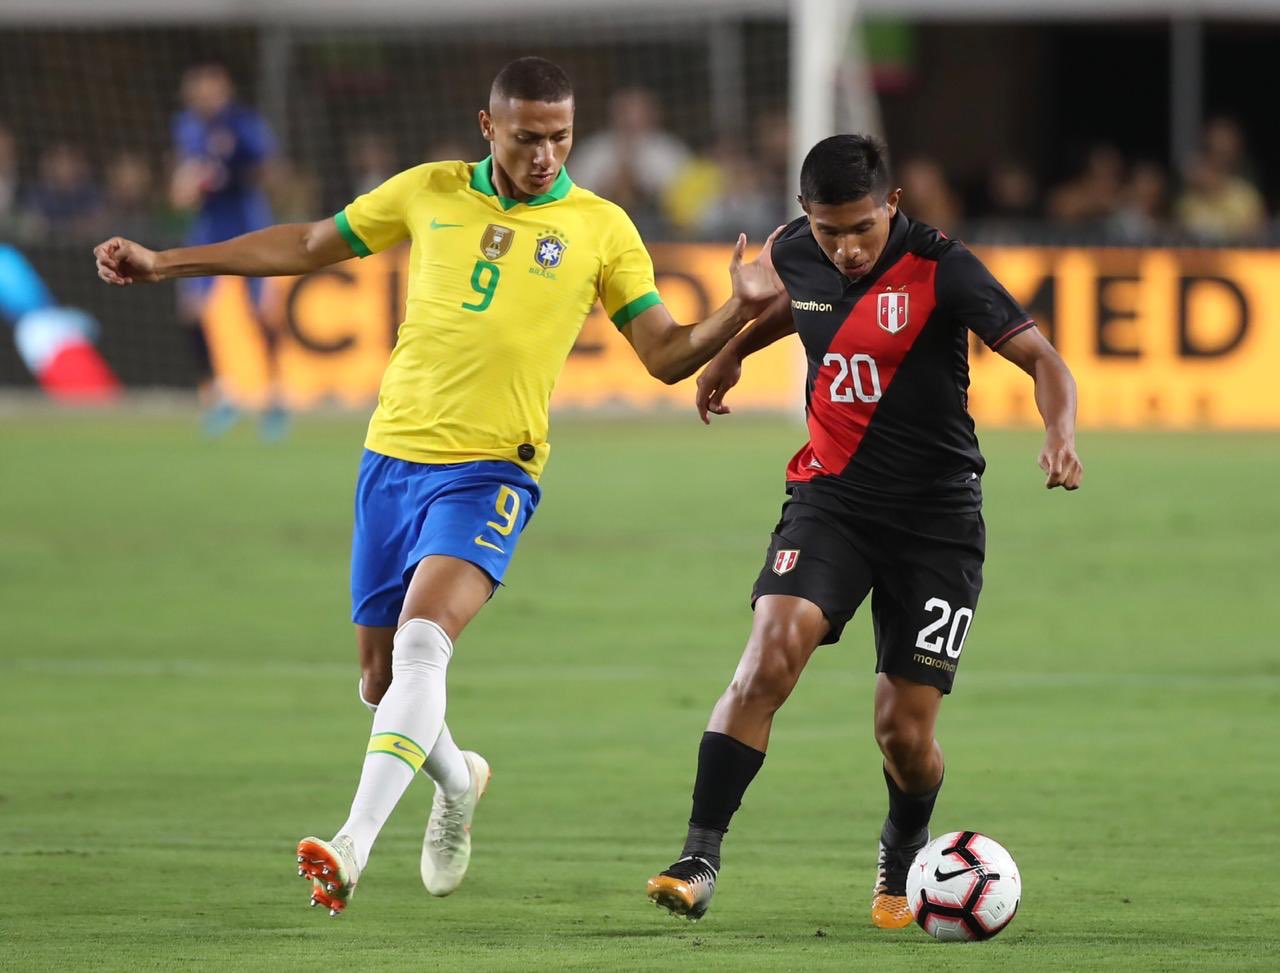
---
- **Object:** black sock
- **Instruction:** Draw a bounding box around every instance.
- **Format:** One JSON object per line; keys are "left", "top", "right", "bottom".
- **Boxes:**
{"left": 680, "top": 825, "right": 725, "bottom": 869}
{"left": 880, "top": 765, "right": 942, "bottom": 848}
{"left": 680, "top": 731, "right": 766, "bottom": 869}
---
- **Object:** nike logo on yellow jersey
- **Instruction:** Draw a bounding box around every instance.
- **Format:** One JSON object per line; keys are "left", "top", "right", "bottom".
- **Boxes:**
{"left": 431, "top": 218, "right": 464, "bottom": 230}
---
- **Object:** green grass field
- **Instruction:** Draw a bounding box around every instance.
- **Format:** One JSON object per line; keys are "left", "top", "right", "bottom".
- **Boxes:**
{"left": 2, "top": 412, "right": 1277, "bottom": 971}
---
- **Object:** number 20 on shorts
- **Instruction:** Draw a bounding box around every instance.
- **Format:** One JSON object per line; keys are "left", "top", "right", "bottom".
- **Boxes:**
{"left": 915, "top": 597, "right": 974, "bottom": 659}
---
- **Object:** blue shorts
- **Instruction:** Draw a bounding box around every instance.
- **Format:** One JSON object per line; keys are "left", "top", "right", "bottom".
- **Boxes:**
{"left": 350, "top": 451, "right": 541, "bottom": 627}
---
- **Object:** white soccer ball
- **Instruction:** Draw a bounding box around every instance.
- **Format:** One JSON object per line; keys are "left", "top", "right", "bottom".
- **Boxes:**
{"left": 906, "top": 831, "right": 1021, "bottom": 941}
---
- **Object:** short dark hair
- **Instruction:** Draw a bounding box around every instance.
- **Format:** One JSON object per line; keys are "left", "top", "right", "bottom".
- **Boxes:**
{"left": 491, "top": 57, "right": 574, "bottom": 104}
{"left": 799, "top": 134, "right": 891, "bottom": 204}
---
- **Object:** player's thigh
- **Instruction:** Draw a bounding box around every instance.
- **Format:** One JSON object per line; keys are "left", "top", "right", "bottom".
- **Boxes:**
{"left": 400, "top": 462, "right": 541, "bottom": 636}
{"left": 399, "top": 556, "right": 495, "bottom": 640}
{"left": 750, "top": 498, "right": 875, "bottom": 646}
{"left": 735, "top": 594, "right": 830, "bottom": 688}
{"left": 871, "top": 511, "right": 985, "bottom": 694}
{"left": 873, "top": 672, "right": 944, "bottom": 740}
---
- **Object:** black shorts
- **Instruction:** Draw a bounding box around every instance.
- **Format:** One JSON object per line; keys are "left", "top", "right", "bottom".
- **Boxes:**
{"left": 751, "top": 486, "right": 985, "bottom": 693}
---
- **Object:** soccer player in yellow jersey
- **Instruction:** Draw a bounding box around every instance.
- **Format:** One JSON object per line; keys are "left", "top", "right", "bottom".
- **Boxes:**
{"left": 93, "top": 57, "right": 785, "bottom": 916}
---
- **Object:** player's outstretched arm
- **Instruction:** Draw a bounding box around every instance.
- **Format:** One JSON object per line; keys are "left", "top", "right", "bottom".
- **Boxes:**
{"left": 997, "top": 327, "right": 1084, "bottom": 490}
{"left": 622, "top": 226, "right": 786, "bottom": 385}
{"left": 93, "top": 218, "right": 357, "bottom": 287}
{"left": 695, "top": 294, "right": 796, "bottom": 424}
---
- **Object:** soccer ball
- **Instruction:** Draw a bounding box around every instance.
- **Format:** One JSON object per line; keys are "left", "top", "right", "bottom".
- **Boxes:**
{"left": 906, "top": 831, "right": 1021, "bottom": 941}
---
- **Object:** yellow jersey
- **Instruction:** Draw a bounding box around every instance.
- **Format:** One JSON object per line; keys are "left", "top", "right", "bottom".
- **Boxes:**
{"left": 335, "top": 157, "right": 661, "bottom": 479}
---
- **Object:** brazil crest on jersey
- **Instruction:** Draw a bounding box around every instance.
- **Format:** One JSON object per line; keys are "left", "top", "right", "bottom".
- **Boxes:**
{"left": 335, "top": 158, "right": 662, "bottom": 479}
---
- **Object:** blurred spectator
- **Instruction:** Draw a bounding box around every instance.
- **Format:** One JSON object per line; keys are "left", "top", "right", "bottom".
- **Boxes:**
{"left": 963, "top": 161, "right": 1041, "bottom": 243}
{"left": 898, "top": 157, "right": 961, "bottom": 234}
{"left": 0, "top": 125, "right": 18, "bottom": 232}
{"left": 666, "top": 137, "right": 780, "bottom": 242}
{"left": 1046, "top": 144, "right": 1124, "bottom": 225}
{"left": 169, "top": 61, "right": 285, "bottom": 440}
{"left": 423, "top": 138, "right": 472, "bottom": 166}
{"left": 752, "top": 108, "right": 792, "bottom": 203}
{"left": 571, "top": 87, "right": 690, "bottom": 231}
{"left": 345, "top": 131, "right": 398, "bottom": 198}
{"left": 1105, "top": 161, "right": 1169, "bottom": 243}
{"left": 982, "top": 161, "right": 1039, "bottom": 221}
{"left": 171, "top": 62, "right": 274, "bottom": 230}
{"left": 264, "top": 157, "right": 322, "bottom": 223}
{"left": 1175, "top": 153, "right": 1266, "bottom": 242}
{"left": 1201, "top": 115, "right": 1257, "bottom": 184}
{"left": 660, "top": 150, "right": 722, "bottom": 236}
{"left": 101, "top": 151, "right": 163, "bottom": 242}
{"left": 20, "top": 143, "right": 103, "bottom": 239}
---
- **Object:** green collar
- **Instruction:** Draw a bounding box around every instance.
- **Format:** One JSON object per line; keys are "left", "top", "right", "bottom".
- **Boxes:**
{"left": 469, "top": 156, "right": 573, "bottom": 210}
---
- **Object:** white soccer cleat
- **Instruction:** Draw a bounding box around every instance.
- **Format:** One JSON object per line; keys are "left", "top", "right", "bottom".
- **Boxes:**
{"left": 296, "top": 833, "right": 360, "bottom": 917}
{"left": 420, "top": 750, "right": 491, "bottom": 896}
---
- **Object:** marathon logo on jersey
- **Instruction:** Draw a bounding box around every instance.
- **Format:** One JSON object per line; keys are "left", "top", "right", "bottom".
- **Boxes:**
{"left": 534, "top": 234, "right": 567, "bottom": 269}
{"left": 791, "top": 298, "right": 834, "bottom": 312}
{"left": 772, "top": 549, "right": 800, "bottom": 575}
{"left": 481, "top": 224, "right": 515, "bottom": 260}
{"left": 877, "top": 290, "right": 910, "bottom": 334}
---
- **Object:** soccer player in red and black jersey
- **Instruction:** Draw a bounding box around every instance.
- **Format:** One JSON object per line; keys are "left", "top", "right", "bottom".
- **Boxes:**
{"left": 646, "top": 134, "right": 1082, "bottom": 927}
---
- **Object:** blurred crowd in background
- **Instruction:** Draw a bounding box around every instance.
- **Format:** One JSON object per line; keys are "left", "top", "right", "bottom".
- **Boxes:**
{"left": 0, "top": 64, "right": 1274, "bottom": 249}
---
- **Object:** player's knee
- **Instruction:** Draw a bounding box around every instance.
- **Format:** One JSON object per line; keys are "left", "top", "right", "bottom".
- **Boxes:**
{"left": 729, "top": 634, "right": 808, "bottom": 712}
{"left": 727, "top": 665, "right": 792, "bottom": 713}
{"left": 874, "top": 715, "right": 932, "bottom": 768}
{"left": 392, "top": 618, "right": 453, "bottom": 676}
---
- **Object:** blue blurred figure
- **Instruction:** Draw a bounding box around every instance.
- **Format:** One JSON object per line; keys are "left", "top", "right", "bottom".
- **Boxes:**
{"left": 21, "top": 143, "right": 103, "bottom": 239}
{"left": 171, "top": 62, "right": 287, "bottom": 440}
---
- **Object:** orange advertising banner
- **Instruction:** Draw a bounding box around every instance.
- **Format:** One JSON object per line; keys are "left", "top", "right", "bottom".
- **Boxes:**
{"left": 202, "top": 243, "right": 804, "bottom": 413}
{"left": 204, "top": 243, "right": 1280, "bottom": 428}
{"left": 969, "top": 247, "right": 1280, "bottom": 428}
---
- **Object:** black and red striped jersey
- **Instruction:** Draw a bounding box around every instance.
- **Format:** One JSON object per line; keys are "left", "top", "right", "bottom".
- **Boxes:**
{"left": 771, "top": 212, "right": 1035, "bottom": 512}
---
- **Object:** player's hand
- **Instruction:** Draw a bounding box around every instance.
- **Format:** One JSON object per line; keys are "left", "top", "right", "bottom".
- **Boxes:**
{"left": 695, "top": 348, "right": 743, "bottom": 424}
{"left": 1039, "top": 436, "right": 1083, "bottom": 490}
{"left": 94, "top": 237, "right": 161, "bottom": 286}
{"left": 729, "top": 224, "right": 786, "bottom": 313}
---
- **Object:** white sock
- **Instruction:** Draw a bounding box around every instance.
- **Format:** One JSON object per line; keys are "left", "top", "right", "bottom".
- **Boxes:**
{"left": 358, "top": 679, "right": 470, "bottom": 799}
{"left": 360, "top": 675, "right": 471, "bottom": 798}
{"left": 424, "top": 724, "right": 471, "bottom": 800}
{"left": 338, "top": 618, "right": 452, "bottom": 870}
{"left": 357, "top": 678, "right": 379, "bottom": 714}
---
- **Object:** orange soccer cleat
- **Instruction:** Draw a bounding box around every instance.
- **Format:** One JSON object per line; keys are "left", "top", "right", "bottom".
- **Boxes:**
{"left": 872, "top": 835, "right": 928, "bottom": 929}
{"left": 646, "top": 856, "right": 718, "bottom": 921}
{"left": 296, "top": 834, "right": 360, "bottom": 917}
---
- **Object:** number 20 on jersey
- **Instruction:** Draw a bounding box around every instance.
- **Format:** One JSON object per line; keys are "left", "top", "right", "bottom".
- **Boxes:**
{"left": 824, "top": 353, "right": 882, "bottom": 403}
